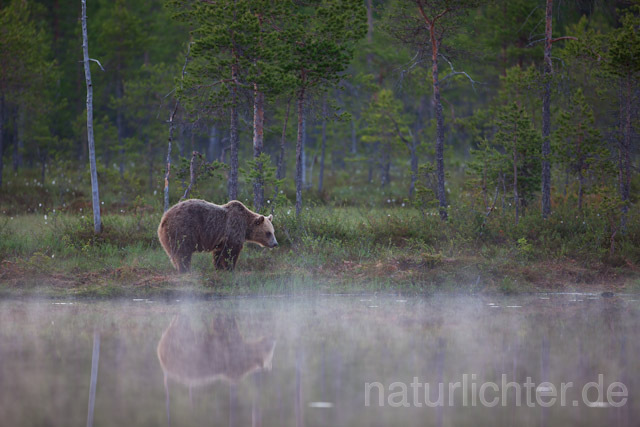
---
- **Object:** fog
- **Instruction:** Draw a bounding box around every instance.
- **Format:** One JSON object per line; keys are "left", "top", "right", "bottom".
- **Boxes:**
{"left": 0, "top": 294, "right": 637, "bottom": 426}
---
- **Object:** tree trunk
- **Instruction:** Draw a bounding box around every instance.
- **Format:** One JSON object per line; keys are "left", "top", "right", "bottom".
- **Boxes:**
{"left": 190, "top": 124, "right": 195, "bottom": 153}
{"left": 578, "top": 169, "right": 584, "bottom": 212}
{"left": 228, "top": 60, "right": 239, "bottom": 201}
{"left": 351, "top": 116, "right": 357, "bottom": 154}
{"left": 180, "top": 151, "right": 200, "bottom": 202}
{"left": 273, "top": 99, "right": 291, "bottom": 213}
{"left": 253, "top": 85, "right": 265, "bottom": 211}
{"left": 276, "top": 99, "right": 291, "bottom": 181}
{"left": 482, "top": 157, "right": 488, "bottom": 210}
{"left": 409, "top": 126, "right": 419, "bottom": 198}
{"left": 180, "top": 129, "right": 187, "bottom": 191}
{"left": 40, "top": 152, "right": 47, "bottom": 185}
{"left": 76, "top": 42, "right": 86, "bottom": 163}
{"left": 208, "top": 124, "right": 218, "bottom": 162}
{"left": 501, "top": 173, "right": 506, "bottom": 211}
{"left": 366, "top": 0, "right": 374, "bottom": 67}
{"left": 17, "top": 110, "right": 23, "bottom": 170}
{"left": 429, "top": 24, "right": 448, "bottom": 220}
{"left": 513, "top": 127, "right": 519, "bottom": 226}
{"left": 541, "top": 0, "right": 553, "bottom": 218}
{"left": 381, "top": 156, "right": 391, "bottom": 187}
{"left": 164, "top": 107, "right": 176, "bottom": 212}
{"left": 318, "top": 98, "right": 327, "bottom": 192}
{"left": 177, "top": 124, "right": 185, "bottom": 158}
{"left": 164, "top": 44, "right": 190, "bottom": 212}
{"left": 620, "top": 76, "right": 632, "bottom": 229}
{"left": 116, "top": 78, "right": 125, "bottom": 179}
{"left": 0, "top": 94, "right": 4, "bottom": 188}
{"left": 301, "top": 117, "right": 307, "bottom": 188}
{"left": 380, "top": 142, "right": 391, "bottom": 187}
{"left": 368, "top": 143, "right": 376, "bottom": 183}
{"left": 295, "top": 87, "right": 305, "bottom": 216}
{"left": 148, "top": 138, "right": 154, "bottom": 193}
{"left": 12, "top": 111, "right": 19, "bottom": 172}
{"left": 81, "top": 0, "right": 102, "bottom": 233}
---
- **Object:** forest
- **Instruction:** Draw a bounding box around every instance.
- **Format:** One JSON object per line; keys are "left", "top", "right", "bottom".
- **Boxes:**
{"left": 0, "top": 0, "right": 639, "bottom": 296}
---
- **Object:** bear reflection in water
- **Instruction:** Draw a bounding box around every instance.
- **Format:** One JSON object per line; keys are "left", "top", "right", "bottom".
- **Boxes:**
{"left": 157, "top": 314, "right": 276, "bottom": 387}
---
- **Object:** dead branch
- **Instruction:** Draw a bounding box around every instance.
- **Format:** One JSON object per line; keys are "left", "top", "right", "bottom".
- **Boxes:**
{"left": 438, "top": 54, "right": 482, "bottom": 92}
{"left": 527, "top": 36, "right": 577, "bottom": 47}
{"left": 89, "top": 58, "right": 105, "bottom": 71}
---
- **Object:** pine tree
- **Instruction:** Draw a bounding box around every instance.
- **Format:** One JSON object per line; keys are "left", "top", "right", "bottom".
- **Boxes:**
{"left": 605, "top": 6, "right": 640, "bottom": 228}
{"left": 0, "top": 1, "right": 54, "bottom": 189}
{"left": 384, "top": 0, "right": 482, "bottom": 220}
{"left": 554, "top": 89, "right": 609, "bottom": 211}
{"left": 361, "top": 89, "right": 410, "bottom": 189}
{"left": 287, "top": 0, "right": 367, "bottom": 216}
{"left": 493, "top": 102, "right": 541, "bottom": 225}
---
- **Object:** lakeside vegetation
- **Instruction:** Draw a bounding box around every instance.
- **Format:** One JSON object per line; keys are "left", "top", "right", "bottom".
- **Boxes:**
{"left": 1, "top": 0, "right": 639, "bottom": 297}
{"left": 1, "top": 168, "right": 638, "bottom": 298}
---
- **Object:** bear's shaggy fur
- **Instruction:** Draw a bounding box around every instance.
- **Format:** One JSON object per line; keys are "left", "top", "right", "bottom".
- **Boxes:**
{"left": 158, "top": 199, "right": 277, "bottom": 272}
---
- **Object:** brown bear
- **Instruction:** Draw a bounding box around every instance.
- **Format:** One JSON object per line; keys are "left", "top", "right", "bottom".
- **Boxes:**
{"left": 157, "top": 199, "right": 277, "bottom": 272}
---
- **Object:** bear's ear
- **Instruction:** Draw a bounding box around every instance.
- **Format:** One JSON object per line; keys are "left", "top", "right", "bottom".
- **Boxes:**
{"left": 255, "top": 216, "right": 265, "bottom": 225}
{"left": 267, "top": 214, "right": 273, "bottom": 222}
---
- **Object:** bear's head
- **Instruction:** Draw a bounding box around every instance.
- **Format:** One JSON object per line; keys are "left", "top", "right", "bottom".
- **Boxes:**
{"left": 248, "top": 214, "right": 278, "bottom": 248}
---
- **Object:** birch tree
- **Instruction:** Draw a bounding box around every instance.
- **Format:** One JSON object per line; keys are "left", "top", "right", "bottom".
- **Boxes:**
{"left": 81, "top": 0, "right": 102, "bottom": 233}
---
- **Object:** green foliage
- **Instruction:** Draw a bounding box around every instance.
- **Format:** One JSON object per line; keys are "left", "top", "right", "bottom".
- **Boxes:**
{"left": 169, "top": 0, "right": 296, "bottom": 114}
{"left": 361, "top": 89, "right": 411, "bottom": 186}
{"left": 242, "top": 152, "right": 284, "bottom": 212}
{"left": 493, "top": 102, "right": 541, "bottom": 207}
{"left": 604, "top": 5, "right": 640, "bottom": 79}
{"left": 516, "top": 237, "right": 533, "bottom": 259}
{"left": 361, "top": 89, "right": 409, "bottom": 147}
{"left": 176, "top": 152, "right": 227, "bottom": 200}
{"left": 412, "top": 163, "right": 438, "bottom": 214}
{"left": 554, "top": 88, "right": 612, "bottom": 207}
{"left": 0, "top": 0, "right": 638, "bottom": 285}
{"left": 286, "top": 0, "right": 367, "bottom": 92}
{"left": 0, "top": 1, "right": 54, "bottom": 99}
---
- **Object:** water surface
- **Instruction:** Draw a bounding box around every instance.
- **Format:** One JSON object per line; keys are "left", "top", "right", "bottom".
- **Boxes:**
{"left": 0, "top": 293, "right": 637, "bottom": 426}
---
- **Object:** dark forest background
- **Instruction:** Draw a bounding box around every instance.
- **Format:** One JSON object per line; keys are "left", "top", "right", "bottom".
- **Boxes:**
{"left": 0, "top": 0, "right": 638, "bottom": 225}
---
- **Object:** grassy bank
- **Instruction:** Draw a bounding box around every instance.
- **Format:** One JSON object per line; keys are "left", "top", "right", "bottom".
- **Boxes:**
{"left": 1, "top": 202, "right": 639, "bottom": 298}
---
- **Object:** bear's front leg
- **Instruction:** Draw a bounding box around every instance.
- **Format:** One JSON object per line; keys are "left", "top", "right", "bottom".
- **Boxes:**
{"left": 212, "top": 247, "right": 227, "bottom": 270}
{"left": 212, "top": 243, "right": 242, "bottom": 271}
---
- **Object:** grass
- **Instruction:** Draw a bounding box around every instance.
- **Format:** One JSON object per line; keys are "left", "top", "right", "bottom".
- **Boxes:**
{"left": 0, "top": 166, "right": 638, "bottom": 298}
{"left": 1, "top": 201, "right": 639, "bottom": 298}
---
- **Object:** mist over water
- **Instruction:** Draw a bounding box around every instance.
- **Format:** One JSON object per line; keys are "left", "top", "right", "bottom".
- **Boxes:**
{"left": 0, "top": 294, "right": 637, "bottom": 426}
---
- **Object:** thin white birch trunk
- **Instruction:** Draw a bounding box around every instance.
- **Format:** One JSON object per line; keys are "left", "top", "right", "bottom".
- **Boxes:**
{"left": 81, "top": 0, "right": 102, "bottom": 233}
